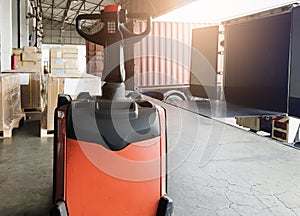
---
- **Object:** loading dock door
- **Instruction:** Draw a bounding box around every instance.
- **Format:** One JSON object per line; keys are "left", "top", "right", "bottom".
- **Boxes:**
{"left": 224, "top": 12, "right": 291, "bottom": 113}
{"left": 190, "top": 26, "right": 219, "bottom": 99}
{"left": 289, "top": 6, "right": 300, "bottom": 118}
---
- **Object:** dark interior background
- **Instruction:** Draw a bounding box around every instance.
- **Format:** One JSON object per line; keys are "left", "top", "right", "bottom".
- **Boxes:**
{"left": 289, "top": 6, "right": 300, "bottom": 118}
{"left": 224, "top": 12, "right": 291, "bottom": 113}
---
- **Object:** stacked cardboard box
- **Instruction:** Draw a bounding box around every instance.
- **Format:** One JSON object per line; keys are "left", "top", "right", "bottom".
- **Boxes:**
{"left": 20, "top": 72, "right": 41, "bottom": 109}
{"left": 236, "top": 117, "right": 260, "bottom": 131}
{"left": 0, "top": 74, "right": 23, "bottom": 132}
{"left": 86, "top": 41, "right": 104, "bottom": 77}
{"left": 13, "top": 46, "right": 42, "bottom": 72}
{"left": 41, "top": 74, "right": 101, "bottom": 131}
{"left": 50, "top": 46, "right": 81, "bottom": 75}
{"left": 3, "top": 70, "right": 42, "bottom": 110}
{"left": 8, "top": 46, "right": 43, "bottom": 110}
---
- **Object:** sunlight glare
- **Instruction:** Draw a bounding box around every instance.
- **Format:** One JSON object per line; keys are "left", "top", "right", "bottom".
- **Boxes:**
{"left": 154, "top": 0, "right": 299, "bottom": 23}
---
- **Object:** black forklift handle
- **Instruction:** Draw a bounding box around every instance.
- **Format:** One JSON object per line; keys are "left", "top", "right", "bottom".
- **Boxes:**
{"left": 121, "top": 12, "right": 152, "bottom": 40}
{"left": 76, "top": 12, "right": 151, "bottom": 45}
{"left": 76, "top": 13, "right": 103, "bottom": 40}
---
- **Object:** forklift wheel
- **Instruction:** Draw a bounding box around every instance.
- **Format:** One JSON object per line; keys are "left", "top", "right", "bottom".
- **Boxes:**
{"left": 156, "top": 195, "right": 174, "bottom": 216}
{"left": 50, "top": 201, "right": 68, "bottom": 216}
{"left": 50, "top": 206, "right": 60, "bottom": 216}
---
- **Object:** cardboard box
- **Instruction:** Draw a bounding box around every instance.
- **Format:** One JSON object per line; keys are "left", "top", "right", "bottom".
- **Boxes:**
{"left": 65, "top": 68, "right": 81, "bottom": 74}
{"left": 62, "top": 53, "right": 78, "bottom": 59}
{"left": 50, "top": 46, "right": 78, "bottom": 59}
{"left": 12, "top": 48, "right": 23, "bottom": 55}
{"left": 20, "top": 72, "right": 41, "bottom": 109}
{"left": 2, "top": 71, "right": 42, "bottom": 109}
{"left": 87, "top": 41, "right": 103, "bottom": 52}
{"left": 50, "top": 48, "right": 63, "bottom": 59}
{"left": 22, "top": 52, "right": 42, "bottom": 62}
{"left": 236, "top": 117, "right": 260, "bottom": 131}
{"left": 272, "top": 116, "right": 300, "bottom": 143}
{"left": 87, "top": 59, "right": 103, "bottom": 76}
{"left": 51, "top": 68, "right": 82, "bottom": 75}
{"left": 23, "top": 46, "right": 38, "bottom": 53}
{"left": 51, "top": 58, "right": 79, "bottom": 70}
{"left": 63, "top": 45, "right": 78, "bottom": 54}
{"left": 64, "top": 59, "right": 79, "bottom": 69}
{"left": 44, "top": 74, "right": 101, "bottom": 130}
{"left": 12, "top": 47, "right": 42, "bottom": 72}
{"left": 87, "top": 52, "right": 103, "bottom": 61}
{"left": 50, "top": 69, "right": 65, "bottom": 75}
{"left": 50, "top": 46, "right": 80, "bottom": 75}
{"left": 17, "top": 61, "right": 41, "bottom": 72}
{"left": 0, "top": 74, "right": 22, "bottom": 131}
{"left": 50, "top": 58, "right": 64, "bottom": 69}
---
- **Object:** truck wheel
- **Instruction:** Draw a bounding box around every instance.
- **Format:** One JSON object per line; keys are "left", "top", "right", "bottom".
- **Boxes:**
{"left": 163, "top": 90, "right": 187, "bottom": 101}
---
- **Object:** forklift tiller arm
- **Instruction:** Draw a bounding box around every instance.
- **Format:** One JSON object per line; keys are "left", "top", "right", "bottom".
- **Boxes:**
{"left": 75, "top": 8, "right": 151, "bottom": 99}
{"left": 76, "top": 12, "right": 151, "bottom": 46}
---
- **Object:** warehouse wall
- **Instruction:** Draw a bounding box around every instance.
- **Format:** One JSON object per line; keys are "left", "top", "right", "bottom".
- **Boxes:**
{"left": 12, "top": 0, "right": 18, "bottom": 48}
{"left": 42, "top": 20, "right": 85, "bottom": 45}
{"left": 11, "top": 0, "right": 29, "bottom": 48}
{"left": 0, "top": 0, "right": 13, "bottom": 71}
{"left": 20, "top": 1, "right": 29, "bottom": 47}
{"left": 0, "top": 0, "right": 30, "bottom": 71}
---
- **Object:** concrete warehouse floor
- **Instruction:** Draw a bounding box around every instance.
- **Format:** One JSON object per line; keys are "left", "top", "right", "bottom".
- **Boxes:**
{"left": 1, "top": 102, "right": 300, "bottom": 216}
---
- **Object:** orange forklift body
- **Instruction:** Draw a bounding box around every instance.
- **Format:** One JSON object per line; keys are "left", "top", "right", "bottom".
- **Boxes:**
{"left": 52, "top": 4, "right": 172, "bottom": 215}
{"left": 52, "top": 99, "right": 170, "bottom": 215}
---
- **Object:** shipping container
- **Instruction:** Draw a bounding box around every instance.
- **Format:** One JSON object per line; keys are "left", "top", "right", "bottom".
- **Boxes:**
{"left": 134, "top": 21, "right": 203, "bottom": 87}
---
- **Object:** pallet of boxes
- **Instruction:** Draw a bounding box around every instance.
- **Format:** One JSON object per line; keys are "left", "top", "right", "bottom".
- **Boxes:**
{"left": 40, "top": 46, "right": 101, "bottom": 137}
{"left": 4, "top": 46, "right": 43, "bottom": 117}
{"left": 0, "top": 74, "right": 24, "bottom": 137}
{"left": 86, "top": 41, "right": 104, "bottom": 77}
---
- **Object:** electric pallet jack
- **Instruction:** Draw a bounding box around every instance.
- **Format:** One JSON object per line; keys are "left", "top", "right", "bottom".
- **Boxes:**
{"left": 51, "top": 5, "right": 173, "bottom": 216}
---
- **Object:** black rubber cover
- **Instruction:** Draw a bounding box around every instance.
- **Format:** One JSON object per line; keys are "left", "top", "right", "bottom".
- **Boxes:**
{"left": 66, "top": 99, "right": 160, "bottom": 151}
{"left": 156, "top": 196, "right": 174, "bottom": 216}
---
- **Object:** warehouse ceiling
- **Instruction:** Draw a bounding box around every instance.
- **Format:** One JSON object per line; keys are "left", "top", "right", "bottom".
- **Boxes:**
{"left": 41, "top": 0, "right": 129, "bottom": 30}
{"left": 40, "top": 0, "right": 195, "bottom": 30}
{"left": 38, "top": 0, "right": 194, "bottom": 44}
{"left": 155, "top": 0, "right": 300, "bottom": 22}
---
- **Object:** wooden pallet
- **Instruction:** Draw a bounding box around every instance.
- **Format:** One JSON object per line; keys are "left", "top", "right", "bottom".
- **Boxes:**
{"left": 22, "top": 107, "right": 44, "bottom": 121}
{"left": 0, "top": 129, "right": 14, "bottom": 138}
{"left": 40, "top": 128, "right": 54, "bottom": 137}
{"left": 0, "top": 114, "right": 25, "bottom": 138}
{"left": 22, "top": 107, "right": 43, "bottom": 113}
